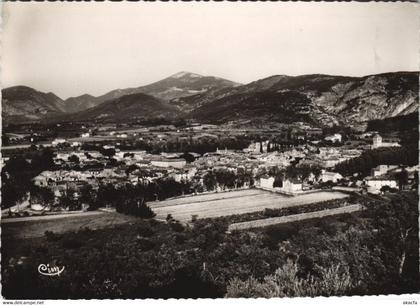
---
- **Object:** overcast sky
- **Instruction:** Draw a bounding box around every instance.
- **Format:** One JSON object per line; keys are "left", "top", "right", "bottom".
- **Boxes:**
{"left": 2, "top": 2, "right": 418, "bottom": 99}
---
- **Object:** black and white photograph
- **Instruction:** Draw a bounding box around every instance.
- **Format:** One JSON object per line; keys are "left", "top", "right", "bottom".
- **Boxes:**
{"left": 1, "top": 1, "right": 419, "bottom": 301}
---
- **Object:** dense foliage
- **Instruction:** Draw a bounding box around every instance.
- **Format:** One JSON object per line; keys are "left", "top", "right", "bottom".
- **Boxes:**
{"left": 226, "top": 262, "right": 353, "bottom": 297}
{"left": 203, "top": 168, "right": 254, "bottom": 191}
{"left": 2, "top": 192, "right": 418, "bottom": 299}
{"left": 366, "top": 112, "right": 418, "bottom": 134}
{"left": 116, "top": 198, "right": 156, "bottom": 218}
{"left": 1, "top": 148, "right": 56, "bottom": 209}
{"left": 82, "top": 135, "right": 251, "bottom": 155}
{"left": 334, "top": 146, "right": 418, "bottom": 177}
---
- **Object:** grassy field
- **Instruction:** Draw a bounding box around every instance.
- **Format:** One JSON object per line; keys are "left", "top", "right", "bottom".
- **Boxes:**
{"left": 151, "top": 189, "right": 349, "bottom": 223}
{"left": 1, "top": 211, "right": 136, "bottom": 240}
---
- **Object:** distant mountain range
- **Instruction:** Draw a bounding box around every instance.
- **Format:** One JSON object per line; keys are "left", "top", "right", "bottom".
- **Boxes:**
{"left": 64, "top": 71, "right": 240, "bottom": 113}
{"left": 2, "top": 72, "right": 239, "bottom": 123}
{"left": 185, "top": 72, "right": 419, "bottom": 127}
{"left": 2, "top": 71, "right": 418, "bottom": 127}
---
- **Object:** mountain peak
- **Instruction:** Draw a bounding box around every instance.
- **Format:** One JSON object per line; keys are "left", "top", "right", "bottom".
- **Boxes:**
{"left": 170, "top": 71, "right": 203, "bottom": 79}
{"left": 66, "top": 93, "right": 95, "bottom": 100}
{"left": 3, "top": 85, "right": 37, "bottom": 93}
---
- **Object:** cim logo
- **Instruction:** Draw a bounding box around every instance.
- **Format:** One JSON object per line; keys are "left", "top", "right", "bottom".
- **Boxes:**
{"left": 38, "top": 264, "right": 65, "bottom": 276}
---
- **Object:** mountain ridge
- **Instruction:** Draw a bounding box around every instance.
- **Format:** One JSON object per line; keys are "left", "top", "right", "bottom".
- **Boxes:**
{"left": 63, "top": 71, "right": 240, "bottom": 113}
{"left": 2, "top": 86, "right": 67, "bottom": 123}
{"left": 185, "top": 71, "right": 419, "bottom": 127}
{"left": 2, "top": 71, "right": 418, "bottom": 127}
{"left": 62, "top": 92, "right": 181, "bottom": 123}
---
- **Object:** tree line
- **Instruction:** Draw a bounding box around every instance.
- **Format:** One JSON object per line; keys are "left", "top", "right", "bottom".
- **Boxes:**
{"left": 82, "top": 135, "right": 252, "bottom": 156}
{"left": 203, "top": 168, "right": 254, "bottom": 191}
{"left": 334, "top": 146, "right": 418, "bottom": 177}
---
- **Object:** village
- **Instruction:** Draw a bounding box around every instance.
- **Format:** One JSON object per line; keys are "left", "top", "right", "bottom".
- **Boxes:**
{"left": 2, "top": 121, "right": 417, "bottom": 217}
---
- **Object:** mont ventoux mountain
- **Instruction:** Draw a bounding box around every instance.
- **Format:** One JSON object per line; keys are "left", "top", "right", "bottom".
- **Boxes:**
{"left": 2, "top": 71, "right": 418, "bottom": 127}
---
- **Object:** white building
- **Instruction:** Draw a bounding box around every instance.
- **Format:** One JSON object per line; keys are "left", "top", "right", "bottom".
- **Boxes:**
{"left": 321, "top": 158, "right": 342, "bottom": 169}
{"left": 71, "top": 152, "right": 88, "bottom": 162}
{"left": 85, "top": 151, "right": 103, "bottom": 159}
{"left": 365, "top": 176, "right": 398, "bottom": 194}
{"left": 81, "top": 133, "right": 90, "bottom": 138}
{"left": 281, "top": 179, "right": 303, "bottom": 193}
{"left": 33, "top": 173, "right": 50, "bottom": 187}
{"left": 371, "top": 165, "right": 399, "bottom": 177}
{"left": 170, "top": 170, "right": 196, "bottom": 183}
{"left": 103, "top": 145, "right": 115, "bottom": 150}
{"left": 319, "top": 171, "right": 343, "bottom": 183}
{"left": 325, "top": 133, "right": 342, "bottom": 143}
{"left": 52, "top": 138, "right": 66, "bottom": 146}
{"left": 151, "top": 158, "right": 187, "bottom": 169}
{"left": 258, "top": 176, "right": 303, "bottom": 194}
{"left": 161, "top": 152, "right": 182, "bottom": 159}
{"left": 259, "top": 176, "right": 275, "bottom": 189}
{"left": 371, "top": 134, "right": 400, "bottom": 149}
{"left": 55, "top": 152, "right": 70, "bottom": 161}
{"left": 246, "top": 141, "right": 270, "bottom": 153}
{"left": 1, "top": 157, "right": 9, "bottom": 169}
{"left": 318, "top": 147, "right": 340, "bottom": 157}
{"left": 113, "top": 151, "right": 125, "bottom": 161}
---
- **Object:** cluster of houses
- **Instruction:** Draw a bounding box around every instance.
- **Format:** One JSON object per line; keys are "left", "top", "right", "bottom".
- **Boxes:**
{"left": 22, "top": 128, "right": 416, "bottom": 210}
{"left": 257, "top": 163, "right": 418, "bottom": 195}
{"left": 30, "top": 148, "right": 203, "bottom": 203}
{"left": 257, "top": 169, "right": 344, "bottom": 195}
{"left": 259, "top": 176, "right": 304, "bottom": 195}
{"left": 243, "top": 142, "right": 363, "bottom": 170}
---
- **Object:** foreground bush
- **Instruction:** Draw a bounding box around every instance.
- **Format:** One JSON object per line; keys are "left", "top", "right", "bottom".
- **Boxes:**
{"left": 226, "top": 262, "right": 353, "bottom": 298}
{"left": 116, "top": 198, "right": 156, "bottom": 218}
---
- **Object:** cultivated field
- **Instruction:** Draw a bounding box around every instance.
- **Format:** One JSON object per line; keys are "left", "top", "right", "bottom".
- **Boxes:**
{"left": 151, "top": 189, "right": 350, "bottom": 223}
{"left": 148, "top": 189, "right": 265, "bottom": 208}
{"left": 228, "top": 204, "right": 363, "bottom": 231}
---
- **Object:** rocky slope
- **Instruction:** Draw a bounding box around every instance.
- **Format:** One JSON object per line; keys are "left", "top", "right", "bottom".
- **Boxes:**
{"left": 188, "top": 90, "right": 316, "bottom": 125}
{"left": 313, "top": 72, "right": 418, "bottom": 125}
{"left": 186, "top": 72, "right": 419, "bottom": 127}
